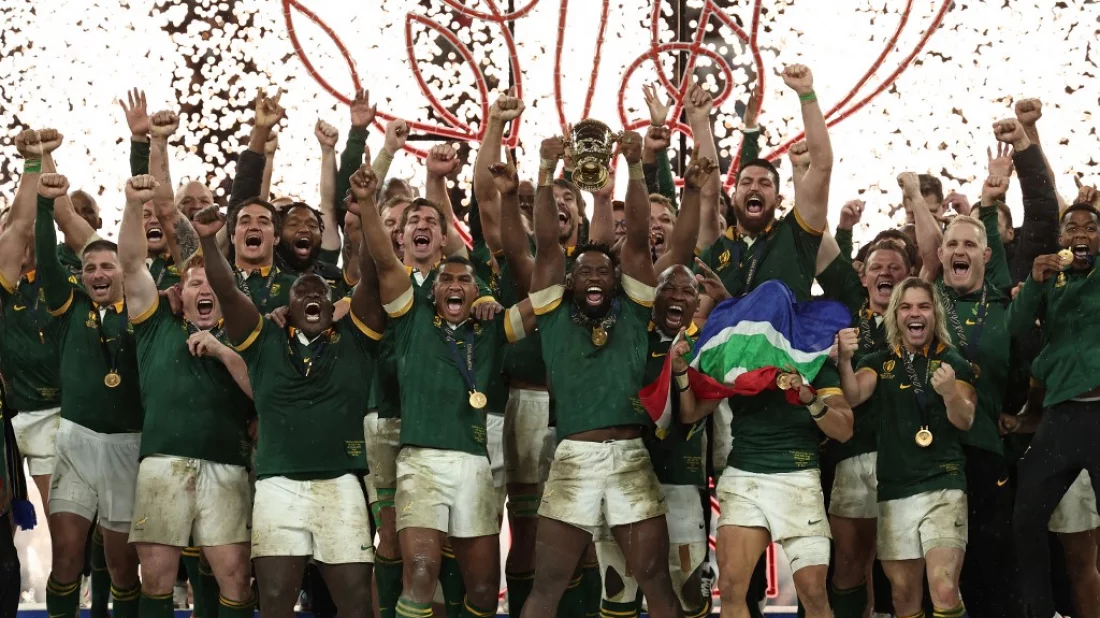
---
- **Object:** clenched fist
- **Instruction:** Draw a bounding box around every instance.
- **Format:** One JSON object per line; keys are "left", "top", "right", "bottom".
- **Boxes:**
{"left": 315, "top": 120, "right": 339, "bottom": 149}
{"left": 192, "top": 205, "right": 226, "bottom": 238}
{"left": 930, "top": 363, "right": 958, "bottom": 398}
{"left": 1031, "top": 254, "right": 1064, "bottom": 284}
{"left": 490, "top": 88, "right": 525, "bottom": 123}
{"left": 383, "top": 119, "right": 408, "bottom": 155}
{"left": 683, "top": 80, "right": 713, "bottom": 121}
{"left": 619, "top": 130, "right": 644, "bottom": 164}
{"left": 993, "top": 119, "right": 1027, "bottom": 147}
{"left": 897, "top": 172, "right": 921, "bottom": 198}
{"left": 488, "top": 151, "right": 519, "bottom": 196}
{"left": 426, "top": 144, "right": 460, "bottom": 177}
{"left": 349, "top": 165, "right": 379, "bottom": 209}
{"left": 981, "top": 175, "right": 1009, "bottom": 205}
{"left": 645, "top": 125, "right": 671, "bottom": 153}
{"left": 125, "top": 174, "right": 159, "bottom": 204}
{"left": 540, "top": 136, "right": 566, "bottom": 162}
{"left": 838, "top": 201, "right": 864, "bottom": 230}
{"left": 788, "top": 140, "right": 810, "bottom": 172}
{"left": 682, "top": 149, "right": 717, "bottom": 191}
{"left": 1014, "top": 98, "right": 1042, "bottom": 127}
{"left": 836, "top": 328, "right": 859, "bottom": 362}
{"left": 150, "top": 110, "right": 180, "bottom": 140}
{"left": 37, "top": 173, "right": 70, "bottom": 200}
{"left": 782, "top": 64, "right": 814, "bottom": 95}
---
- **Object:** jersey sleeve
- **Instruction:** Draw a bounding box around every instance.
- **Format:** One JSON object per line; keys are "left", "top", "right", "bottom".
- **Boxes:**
{"left": 945, "top": 350, "right": 976, "bottom": 391}
{"left": 621, "top": 274, "right": 656, "bottom": 308}
{"left": 782, "top": 211, "right": 824, "bottom": 282}
{"left": 812, "top": 362, "right": 844, "bottom": 399}
{"left": 817, "top": 256, "right": 865, "bottom": 314}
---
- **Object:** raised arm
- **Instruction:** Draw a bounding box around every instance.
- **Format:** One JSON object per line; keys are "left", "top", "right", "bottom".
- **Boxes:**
{"left": 977, "top": 172, "right": 1012, "bottom": 289}
{"left": 1006, "top": 257, "right": 1058, "bottom": 337}
{"left": 34, "top": 174, "right": 78, "bottom": 312}
{"left": 619, "top": 131, "right": 657, "bottom": 287}
{"left": 784, "top": 65, "right": 832, "bottom": 232}
{"left": 684, "top": 81, "right": 723, "bottom": 250}
{"left": 489, "top": 152, "right": 535, "bottom": 296}
{"left": 531, "top": 138, "right": 567, "bottom": 292}
{"left": 192, "top": 206, "right": 261, "bottom": 343}
{"left": 119, "top": 176, "right": 161, "bottom": 319}
{"left": 836, "top": 329, "right": 876, "bottom": 406}
{"left": 0, "top": 131, "right": 45, "bottom": 288}
{"left": 373, "top": 119, "right": 407, "bottom": 185}
{"left": 350, "top": 165, "right": 412, "bottom": 306}
{"left": 996, "top": 115, "right": 1061, "bottom": 285}
{"left": 32, "top": 130, "right": 95, "bottom": 254}
{"left": 900, "top": 172, "right": 943, "bottom": 281}
{"left": 474, "top": 90, "right": 524, "bottom": 254}
{"left": 148, "top": 110, "right": 191, "bottom": 266}
{"left": 348, "top": 183, "right": 386, "bottom": 336}
{"left": 335, "top": 89, "right": 375, "bottom": 229}
{"left": 1015, "top": 98, "right": 1066, "bottom": 213}
{"left": 425, "top": 144, "right": 466, "bottom": 258}
{"left": 119, "top": 88, "right": 151, "bottom": 176}
{"left": 641, "top": 84, "right": 677, "bottom": 210}
{"left": 587, "top": 163, "right": 616, "bottom": 246}
{"left": 655, "top": 150, "right": 714, "bottom": 272}
{"left": 229, "top": 88, "right": 285, "bottom": 210}
{"left": 314, "top": 120, "right": 342, "bottom": 253}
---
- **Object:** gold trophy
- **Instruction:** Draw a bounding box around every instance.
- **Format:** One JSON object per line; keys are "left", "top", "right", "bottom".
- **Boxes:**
{"left": 568, "top": 119, "right": 620, "bottom": 192}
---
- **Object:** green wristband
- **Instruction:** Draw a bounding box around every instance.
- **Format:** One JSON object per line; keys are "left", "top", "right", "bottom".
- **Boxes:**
{"left": 799, "top": 91, "right": 817, "bottom": 104}
{"left": 24, "top": 159, "right": 42, "bottom": 174}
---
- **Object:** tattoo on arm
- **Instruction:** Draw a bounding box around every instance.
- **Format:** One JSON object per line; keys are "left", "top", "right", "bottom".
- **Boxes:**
{"left": 174, "top": 216, "right": 201, "bottom": 264}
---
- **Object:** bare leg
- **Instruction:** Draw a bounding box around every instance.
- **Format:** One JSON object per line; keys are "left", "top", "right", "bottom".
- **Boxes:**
{"left": 716, "top": 526, "right": 770, "bottom": 618}
{"left": 610, "top": 516, "right": 682, "bottom": 618}
{"left": 318, "top": 561, "right": 374, "bottom": 618}
{"left": 133, "top": 544, "right": 182, "bottom": 595}
{"left": 451, "top": 535, "right": 502, "bottom": 609}
{"left": 881, "top": 559, "right": 925, "bottom": 617}
{"left": 202, "top": 543, "right": 252, "bottom": 602}
{"left": 398, "top": 527, "right": 444, "bottom": 605}
{"left": 99, "top": 526, "right": 139, "bottom": 587}
{"left": 791, "top": 565, "right": 830, "bottom": 618}
{"left": 254, "top": 556, "right": 309, "bottom": 618}
{"left": 519, "top": 517, "right": 591, "bottom": 618}
{"left": 1060, "top": 531, "right": 1100, "bottom": 618}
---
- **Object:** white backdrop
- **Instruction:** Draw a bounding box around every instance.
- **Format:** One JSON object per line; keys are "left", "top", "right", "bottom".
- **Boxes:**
{"left": 5, "top": 0, "right": 1100, "bottom": 609}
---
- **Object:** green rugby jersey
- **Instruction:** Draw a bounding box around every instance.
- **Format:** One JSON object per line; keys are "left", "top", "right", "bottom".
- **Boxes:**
{"left": 234, "top": 314, "right": 381, "bottom": 478}
{"left": 725, "top": 364, "right": 843, "bottom": 474}
{"left": 36, "top": 197, "right": 143, "bottom": 434}
{"left": 697, "top": 209, "right": 823, "bottom": 302}
{"left": 857, "top": 344, "right": 974, "bottom": 501}
{"left": 638, "top": 322, "right": 706, "bottom": 487}
{"left": 146, "top": 253, "right": 180, "bottom": 291}
{"left": 0, "top": 270, "right": 63, "bottom": 412}
{"left": 385, "top": 285, "right": 523, "bottom": 455}
{"left": 132, "top": 299, "right": 252, "bottom": 467}
{"left": 56, "top": 243, "right": 83, "bottom": 277}
{"left": 234, "top": 264, "right": 298, "bottom": 314}
{"left": 531, "top": 276, "right": 654, "bottom": 441}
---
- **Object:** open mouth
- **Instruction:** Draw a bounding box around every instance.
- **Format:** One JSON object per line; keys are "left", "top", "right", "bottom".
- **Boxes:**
{"left": 906, "top": 320, "right": 926, "bottom": 337}
{"left": 745, "top": 195, "right": 764, "bottom": 215}
{"left": 197, "top": 298, "right": 214, "bottom": 317}
{"left": 304, "top": 301, "right": 322, "bottom": 322}
{"left": 411, "top": 231, "right": 431, "bottom": 249}
{"left": 445, "top": 294, "right": 464, "bottom": 315}
{"left": 665, "top": 303, "right": 684, "bottom": 329}
{"left": 651, "top": 230, "right": 666, "bottom": 249}
{"left": 951, "top": 260, "right": 970, "bottom": 277}
{"left": 245, "top": 231, "right": 263, "bottom": 249}
{"left": 146, "top": 228, "right": 164, "bottom": 242}
{"left": 293, "top": 236, "right": 312, "bottom": 257}
{"left": 1073, "top": 244, "right": 1091, "bottom": 260}
{"left": 875, "top": 279, "right": 895, "bottom": 295}
{"left": 585, "top": 286, "right": 605, "bottom": 307}
{"left": 91, "top": 283, "right": 110, "bottom": 294}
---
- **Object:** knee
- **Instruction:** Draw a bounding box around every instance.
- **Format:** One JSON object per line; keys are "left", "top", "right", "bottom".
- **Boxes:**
{"left": 717, "top": 567, "right": 749, "bottom": 602}
{"left": 259, "top": 578, "right": 297, "bottom": 610}
{"left": 217, "top": 563, "right": 253, "bottom": 599}
{"left": 402, "top": 554, "right": 440, "bottom": 600}
{"left": 794, "top": 575, "right": 829, "bottom": 610}
{"left": 927, "top": 574, "right": 960, "bottom": 607}
{"left": 465, "top": 579, "right": 499, "bottom": 607}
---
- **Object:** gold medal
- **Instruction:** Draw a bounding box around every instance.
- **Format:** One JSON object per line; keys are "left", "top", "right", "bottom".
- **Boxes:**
{"left": 915, "top": 426, "right": 933, "bottom": 448}
{"left": 591, "top": 326, "right": 608, "bottom": 346}
{"left": 104, "top": 371, "right": 122, "bottom": 388}
{"left": 1058, "top": 248, "right": 1074, "bottom": 268}
{"left": 469, "top": 391, "right": 488, "bottom": 409}
{"left": 776, "top": 373, "right": 792, "bottom": 390}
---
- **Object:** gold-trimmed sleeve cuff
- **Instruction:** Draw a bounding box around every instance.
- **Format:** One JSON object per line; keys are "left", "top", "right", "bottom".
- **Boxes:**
{"left": 48, "top": 290, "right": 75, "bottom": 317}
{"left": 383, "top": 286, "right": 415, "bottom": 318}
{"left": 817, "top": 387, "right": 844, "bottom": 399}
{"left": 471, "top": 295, "right": 498, "bottom": 308}
{"left": 504, "top": 306, "right": 527, "bottom": 343}
{"left": 0, "top": 271, "right": 14, "bottom": 294}
{"left": 129, "top": 296, "right": 160, "bottom": 325}
{"left": 855, "top": 367, "right": 878, "bottom": 376}
{"left": 233, "top": 315, "right": 264, "bottom": 352}
{"left": 793, "top": 206, "right": 825, "bottom": 237}
{"left": 350, "top": 310, "right": 384, "bottom": 341}
{"left": 530, "top": 285, "right": 564, "bottom": 316}
{"left": 622, "top": 274, "right": 656, "bottom": 307}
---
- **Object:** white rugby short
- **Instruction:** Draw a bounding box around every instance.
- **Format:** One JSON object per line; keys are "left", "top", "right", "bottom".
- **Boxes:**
{"left": 251, "top": 473, "right": 373, "bottom": 564}
{"left": 49, "top": 419, "right": 140, "bottom": 532}
{"left": 12, "top": 407, "right": 61, "bottom": 476}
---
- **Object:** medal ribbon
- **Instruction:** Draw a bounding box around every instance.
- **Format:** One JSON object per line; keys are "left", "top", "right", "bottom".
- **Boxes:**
{"left": 728, "top": 231, "right": 771, "bottom": 295}
{"left": 19, "top": 276, "right": 50, "bottom": 343}
{"left": 900, "top": 350, "right": 933, "bottom": 430}
{"left": 856, "top": 300, "right": 881, "bottom": 353}
{"left": 237, "top": 267, "right": 279, "bottom": 313}
{"left": 92, "top": 305, "right": 124, "bottom": 378}
{"left": 944, "top": 283, "right": 988, "bottom": 362}
{"left": 570, "top": 297, "right": 621, "bottom": 341}
{"left": 286, "top": 329, "right": 328, "bottom": 377}
{"left": 440, "top": 322, "right": 479, "bottom": 399}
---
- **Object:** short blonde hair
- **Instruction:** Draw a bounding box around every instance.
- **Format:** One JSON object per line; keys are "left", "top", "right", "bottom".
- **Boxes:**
{"left": 884, "top": 277, "right": 954, "bottom": 351}
{"left": 943, "top": 215, "right": 987, "bottom": 248}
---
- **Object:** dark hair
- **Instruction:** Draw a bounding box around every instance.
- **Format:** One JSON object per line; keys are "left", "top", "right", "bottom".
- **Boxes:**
{"left": 856, "top": 228, "right": 918, "bottom": 268}
{"left": 398, "top": 198, "right": 448, "bottom": 232}
{"left": 736, "top": 158, "right": 781, "bottom": 187}
{"left": 553, "top": 178, "right": 585, "bottom": 208}
{"left": 228, "top": 197, "right": 280, "bottom": 237}
{"left": 442, "top": 255, "right": 475, "bottom": 269}
{"left": 1061, "top": 202, "right": 1100, "bottom": 223}
{"left": 82, "top": 239, "right": 118, "bottom": 257}
{"left": 995, "top": 202, "right": 1013, "bottom": 229}
{"left": 862, "top": 239, "right": 913, "bottom": 273}
{"left": 283, "top": 201, "right": 325, "bottom": 233}
{"left": 571, "top": 240, "right": 619, "bottom": 269}
{"left": 918, "top": 174, "right": 943, "bottom": 204}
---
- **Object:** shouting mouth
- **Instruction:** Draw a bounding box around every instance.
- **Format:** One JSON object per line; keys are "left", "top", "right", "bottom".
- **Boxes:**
{"left": 664, "top": 303, "right": 685, "bottom": 330}
{"left": 651, "top": 230, "right": 666, "bottom": 251}
{"left": 1073, "top": 244, "right": 1091, "bottom": 260}
{"left": 585, "top": 286, "right": 605, "bottom": 307}
{"left": 745, "top": 195, "right": 765, "bottom": 215}
{"left": 875, "top": 279, "right": 895, "bottom": 296}
{"left": 951, "top": 259, "right": 970, "bottom": 277}
{"left": 197, "top": 298, "right": 215, "bottom": 317}
{"left": 445, "top": 293, "right": 464, "bottom": 317}
{"left": 245, "top": 231, "right": 263, "bottom": 249}
{"left": 411, "top": 231, "right": 431, "bottom": 250}
{"left": 304, "top": 301, "right": 322, "bottom": 323}
{"left": 293, "top": 236, "right": 312, "bottom": 258}
{"left": 91, "top": 282, "right": 110, "bottom": 295}
{"left": 906, "top": 320, "right": 926, "bottom": 338}
{"left": 146, "top": 228, "right": 164, "bottom": 242}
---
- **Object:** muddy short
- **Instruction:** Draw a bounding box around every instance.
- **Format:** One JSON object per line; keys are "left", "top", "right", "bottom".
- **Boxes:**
{"left": 251, "top": 473, "right": 373, "bottom": 564}
{"left": 716, "top": 466, "right": 831, "bottom": 572}
{"left": 828, "top": 452, "right": 878, "bottom": 519}
{"left": 538, "top": 438, "right": 666, "bottom": 532}
{"left": 1049, "top": 471, "right": 1100, "bottom": 534}
{"left": 49, "top": 419, "right": 140, "bottom": 532}
{"left": 877, "top": 489, "right": 967, "bottom": 561}
{"left": 364, "top": 413, "right": 400, "bottom": 504}
{"left": 503, "top": 389, "right": 551, "bottom": 485}
{"left": 486, "top": 412, "right": 507, "bottom": 518}
{"left": 12, "top": 406, "right": 61, "bottom": 476}
{"left": 395, "top": 447, "right": 499, "bottom": 538}
{"left": 129, "top": 455, "right": 251, "bottom": 547}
